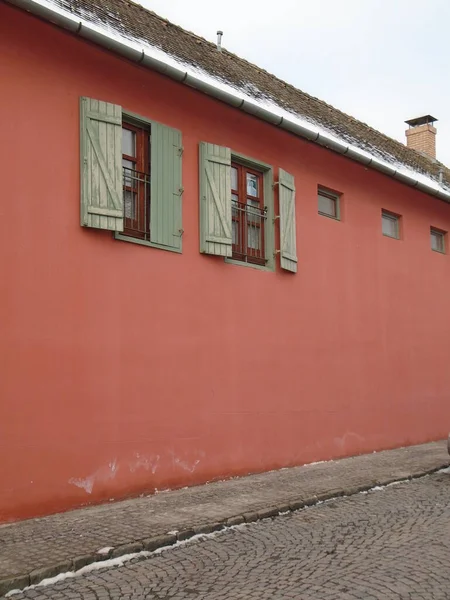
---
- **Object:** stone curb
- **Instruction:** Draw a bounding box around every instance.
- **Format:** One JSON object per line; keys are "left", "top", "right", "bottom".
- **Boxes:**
{"left": 0, "top": 461, "right": 448, "bottom": 597}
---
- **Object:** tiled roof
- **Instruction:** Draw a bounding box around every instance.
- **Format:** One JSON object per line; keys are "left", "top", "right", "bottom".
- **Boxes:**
{"left": 25, "top": 0, "right": 450, "bottom": 187}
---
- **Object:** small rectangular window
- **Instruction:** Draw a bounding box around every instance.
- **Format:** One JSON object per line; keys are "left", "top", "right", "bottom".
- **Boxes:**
{"left": 381, "top": 210, "right": 400, "bottom": 239}
{"left": 318, "top": 188, "right": 340, "bottom": 219}
{"left": 231, "top": 162, "right": 267, "bottom": 266}
{"left": 122, "top": 121, "right": 150, "bottom": 240}
{"left": 430, "top": 227, "right": 446, "bottom": 253}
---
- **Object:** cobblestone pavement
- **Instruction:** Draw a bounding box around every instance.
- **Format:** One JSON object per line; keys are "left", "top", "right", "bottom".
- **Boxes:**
{"left": 9, "top": 470, "right": 450, "bottom": 600}
{"left": 1, "top": 440, "right": 447, "bottom": 594}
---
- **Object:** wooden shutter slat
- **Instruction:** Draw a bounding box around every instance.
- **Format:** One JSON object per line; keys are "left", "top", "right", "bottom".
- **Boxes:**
{"left": 199, "top": 142, "right": 232, "bottom": 257}
{"left": 80, "top": 97, "right": 124, "bottom": 232}
{"left": 150, "top": 122, "right": 183, "bottom": 250}
{"left": 85, "top": 112, "right": 122, "bottom": 125}
{"left": 279, "top": 168, "right": 298, "bottom": 273}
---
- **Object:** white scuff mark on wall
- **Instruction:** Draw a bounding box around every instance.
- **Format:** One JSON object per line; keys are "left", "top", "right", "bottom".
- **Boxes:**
{"left": 68, "top": 476, "right": 95, "bottom": 495}
{"left": 68, "top": 459, "right": 119, "bottom": 495}
{"left": 174, "top": 458, "right": 200, "bottom": 473}
{"left": 169, "top": 449, "right": 204, "bottom": 474}
{"left": 334, "top": 432, "right": 365, "bottom": 450}
{"left": 129, "top": 453, "right": 160, "bottom": 474}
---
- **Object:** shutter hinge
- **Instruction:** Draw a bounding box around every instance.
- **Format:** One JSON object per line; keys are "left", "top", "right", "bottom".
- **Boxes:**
{"left": 174, "top": 228, "right": 184, "bottom": 237}
{"left": 273, "top": 181, "right": 280, "bottom": 188}
{"left": 274, "top": 249, "right": 281, "bottom": 257}
{"left": 178, "top": 146, "right": 184, "bottom": 156}
{"left": 273, "top": 215, "right": 280, "bottom": 223}
{"left": 178, "top": 187, "right": 185, "bottom": 196}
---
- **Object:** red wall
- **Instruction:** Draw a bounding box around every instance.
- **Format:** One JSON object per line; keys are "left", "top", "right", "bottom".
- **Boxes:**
{"left": 1, "top": 3, "right": 450, "bottom": 523}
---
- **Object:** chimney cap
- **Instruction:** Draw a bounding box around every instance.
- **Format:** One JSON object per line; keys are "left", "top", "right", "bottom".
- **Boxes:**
{"left": 405, "top": 115, "right": 438, "bottom": 128}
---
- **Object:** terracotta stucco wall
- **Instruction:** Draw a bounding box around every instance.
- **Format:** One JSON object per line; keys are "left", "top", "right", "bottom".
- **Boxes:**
{"left": 1, "top": 3, "right": 450, "bottom": 522}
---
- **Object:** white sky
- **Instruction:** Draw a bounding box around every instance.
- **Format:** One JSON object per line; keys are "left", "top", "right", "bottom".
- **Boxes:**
{"left": 138, "top": 0, "right": 450, "bottom": 166}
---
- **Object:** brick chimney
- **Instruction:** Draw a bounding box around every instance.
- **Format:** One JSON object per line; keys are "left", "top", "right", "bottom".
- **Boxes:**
{"left": 405, "top": 115, "right": 437, "bottom": 159}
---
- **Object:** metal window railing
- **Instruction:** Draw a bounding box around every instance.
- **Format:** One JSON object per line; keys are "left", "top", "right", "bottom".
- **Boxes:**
{"left": 123, "top": 166, "right": 151, "bottom": 239}
{"left": 231, "top": 198, "right": 267, "bottom": 264}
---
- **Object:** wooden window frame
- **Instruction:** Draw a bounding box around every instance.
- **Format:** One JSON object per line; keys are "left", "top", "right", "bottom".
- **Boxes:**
{"left": 430, "top": 227, "right": 446, "bottom": 254}
{"left": 318, "top": 187, "right": 340, "bottom": 220}
{"left": 381, "top": 209, "right": 400, "bottom": 240}
{"left": 231, "top": 161, "right": 266, "bottom": 266}
{"left": 225, "top": 153, "right": 274, "bottom": 272}
{"left": 122, "top": 120, "right": 150, "bottom": 241}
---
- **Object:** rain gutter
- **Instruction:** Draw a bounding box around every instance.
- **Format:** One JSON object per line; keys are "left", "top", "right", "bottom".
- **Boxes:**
{"left": 7, "top": 0, "right": 450, "bottom": 203}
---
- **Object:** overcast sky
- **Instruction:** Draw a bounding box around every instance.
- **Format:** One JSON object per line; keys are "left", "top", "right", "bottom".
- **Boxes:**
{"left": 139, "top": 0, "right": 450, "bottom": 166}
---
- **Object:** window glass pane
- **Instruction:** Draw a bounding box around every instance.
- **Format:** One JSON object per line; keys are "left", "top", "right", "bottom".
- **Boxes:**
{"left": 246, "top": 200, "right": 261, "bottom": 250}
{"left": 431, "top": 232, "right": 439, "bottom": 251}
{"left": 247, "top": 224, "right": 260, "bottom": 250}
{"left": 232, "top": 193, "right": 239, "bottom": 245}
{"left": 382, "top": 213, "right": 398, "bottom": 238}
{"left": 431, "top": 230, "right": 444, "bottom": 252}
{"left": 246, "top": 173, "right": 258, "bottom": 197}
{"left": 122, "top": 158, "right": 135, "bottom": 172}
{"left": 246, "top": 199, "right": 260, "bottom": 223}
{"left": 318, "top": 193, "right": 336, "bottom": 217}
{"left": 124, "top": 191, "right": 136, "bottom": 219}
{"left": 232, "top": 221, "right": 238, "bottom": 245}
{"left": 231, "top": 167, "right": 238, "bottom": 191}
{"left": 122, "top": 128, "right": 136, "bottom": 157}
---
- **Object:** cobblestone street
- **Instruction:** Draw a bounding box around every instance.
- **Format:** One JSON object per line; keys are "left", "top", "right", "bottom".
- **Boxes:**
{"left": 9, "top": 470, "right": 450, "bottom": 600}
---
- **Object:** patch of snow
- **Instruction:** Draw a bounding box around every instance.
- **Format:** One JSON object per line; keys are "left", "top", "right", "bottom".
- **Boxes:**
{"left": 438, "top": 466, "right": 450, "bottom": 474}
{"left": 97, "top": 547, "right": 113, "bottom": 555}
{"left": 28, "top": 0, "right": 450, "bottom": 201}
{"left": 303, "top": 460, "right": 328, "bottom": 467}
{"left": 6, "top": 524, "right": 246, "bottom": 596}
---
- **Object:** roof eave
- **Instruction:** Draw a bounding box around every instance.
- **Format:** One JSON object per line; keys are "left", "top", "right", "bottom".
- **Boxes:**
{"left": 7, "top": 0, "right": 450, "bottom": 204}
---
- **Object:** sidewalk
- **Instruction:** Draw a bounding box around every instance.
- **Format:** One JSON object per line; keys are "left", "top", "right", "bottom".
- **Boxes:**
{"left": 0, "top": 440, "right": 448, "bottom": 596}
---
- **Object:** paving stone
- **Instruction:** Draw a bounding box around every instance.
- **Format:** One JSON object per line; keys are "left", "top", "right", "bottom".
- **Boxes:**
{"left": 110, "top": 543, "right": 143, "bottom": 559}
{"left": 8, "top": 473, "right": 450, "bottom": 599}
{"left": 29, "top": 562, "right": 72, "bottom": 585}
{"left": 0, "top": 440, "right": 447, "bottom": 596}
{"left": 142, "top": 534, "right": 176, "bottom": 552}
{"left": 226, "top": 516, "right": 245, "bottom": 526}
{"left": 0, "top": 575, "right": 29, "bottom": 597}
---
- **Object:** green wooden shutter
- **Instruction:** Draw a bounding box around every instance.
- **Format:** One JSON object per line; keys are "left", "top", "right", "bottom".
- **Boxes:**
{"left": 80, "top": 97, "right": 123, "bottom": 231}
{"left": 150, "top": 122, "right": 183, "bottom": 250}
{"left": 279, "top": 168, "right": 298, "bottom": 273}
{"left": 199, "top": 142, "right": 232, "bottom": 257}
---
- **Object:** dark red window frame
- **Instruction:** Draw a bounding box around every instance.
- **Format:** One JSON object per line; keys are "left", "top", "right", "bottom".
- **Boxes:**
{"left": 231, "top": 162, "right": 266, "bottom": 266}
{"left": 122, "top": 121, "right": 150, "bottom": 240}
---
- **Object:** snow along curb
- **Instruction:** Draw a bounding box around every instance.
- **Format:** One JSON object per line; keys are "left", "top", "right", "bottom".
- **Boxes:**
{"left": 1, "top": 460, "right": 449, "bottom": 597}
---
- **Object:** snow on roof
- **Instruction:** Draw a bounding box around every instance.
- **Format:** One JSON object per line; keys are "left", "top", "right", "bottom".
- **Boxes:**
{"left": 8, "top": 0, "right": 450, "bottom": 201}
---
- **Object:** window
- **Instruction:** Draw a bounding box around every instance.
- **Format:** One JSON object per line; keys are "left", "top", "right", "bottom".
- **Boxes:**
{"left": 231, "top": 162, "right": 266, "bottom": 265}
{"left": 430, "top": 227, "right": 446, "bottom": 253}
{"left": 80, "top": 96, "right": 183, "bottom": 253}
{"left": 199, "top": 143, "right": 297, "bottom": 273}
{"left": 381, "top": 210, "right": 400, "bottom": 239}
{"left": 122, "top": 121, "right": 150, "bottom": 240}
{"left": 318, "top": 187, "right": 340, "bottom": 219}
